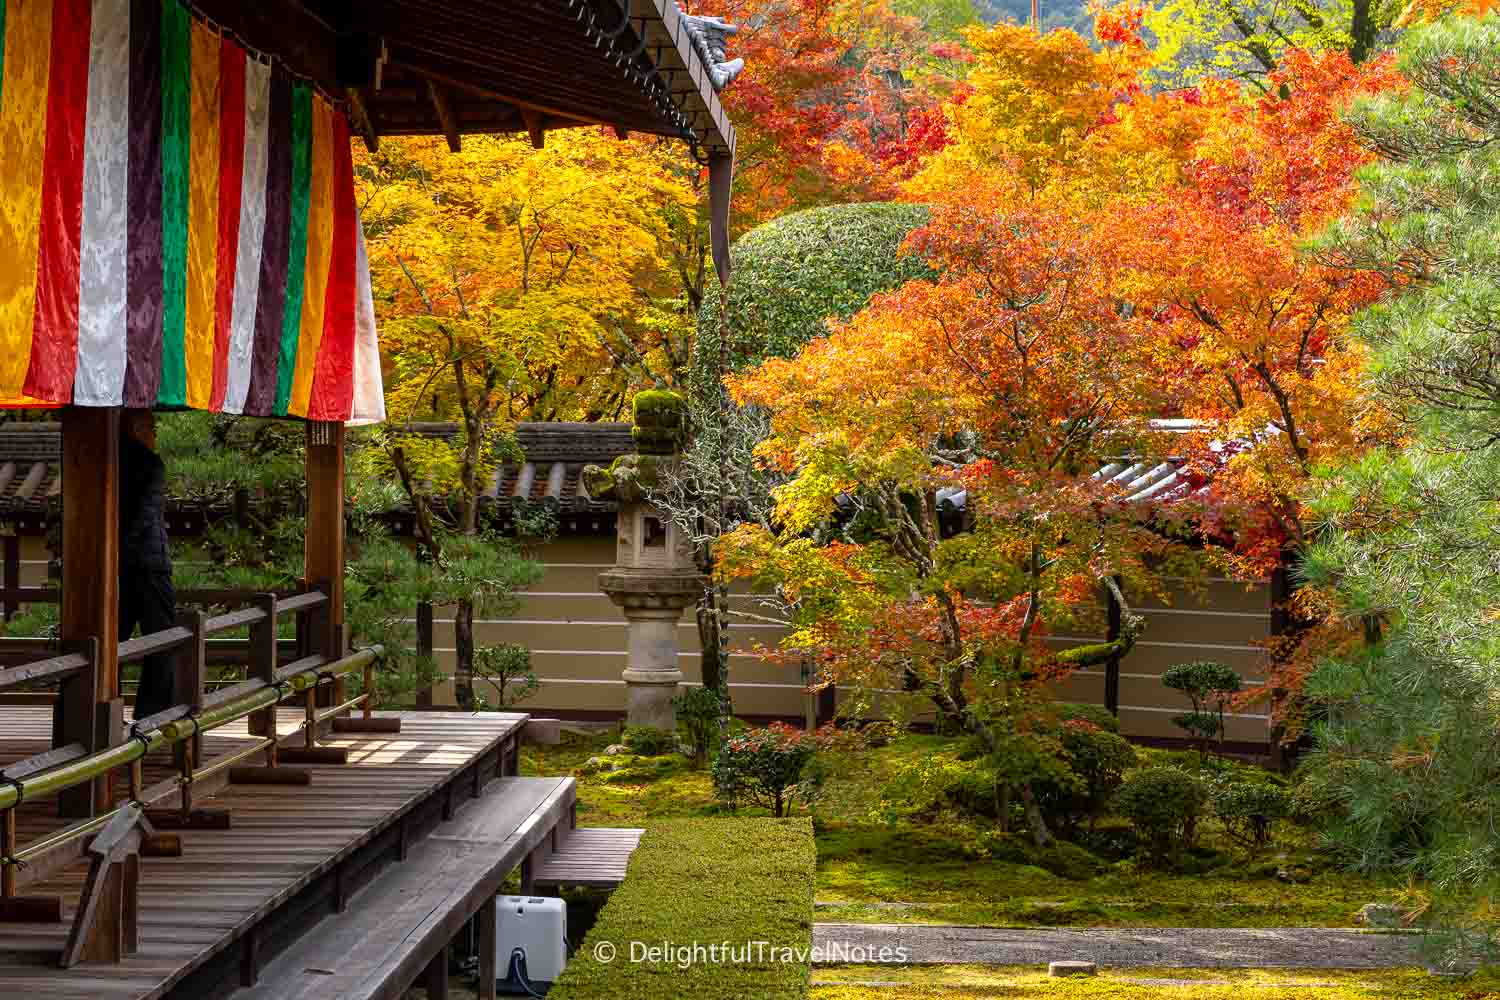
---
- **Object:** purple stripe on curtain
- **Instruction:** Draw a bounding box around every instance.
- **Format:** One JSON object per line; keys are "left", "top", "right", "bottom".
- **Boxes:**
{"left": 123, "top": 0, "right": 163, "bottom": 407}
{"left": 244, "top": 68, "right": 290, "bottom": 416}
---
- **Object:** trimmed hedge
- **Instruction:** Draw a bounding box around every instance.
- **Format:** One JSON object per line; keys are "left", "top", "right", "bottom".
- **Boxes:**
{"left": 691, "top": 202, "right": 933, "bottom": 393}
{"left": 549, "top": 818, "right": 816, "bottom": 1000}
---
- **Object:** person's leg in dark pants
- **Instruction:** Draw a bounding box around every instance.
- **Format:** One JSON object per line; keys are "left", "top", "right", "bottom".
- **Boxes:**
{"left": 128, "top": 571, "right": 177, "bottom": 719}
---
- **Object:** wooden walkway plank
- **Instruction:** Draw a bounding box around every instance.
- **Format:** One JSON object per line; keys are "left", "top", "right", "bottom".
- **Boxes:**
{"left": 531, "top": 827, "right": 644, "bottom": 889}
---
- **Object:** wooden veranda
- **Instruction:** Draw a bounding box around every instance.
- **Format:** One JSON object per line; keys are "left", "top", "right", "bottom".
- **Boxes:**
{"left": 0, "top": 0, "right": 735, "bottom": 994}
{"left": 0, "top": 707, "right": 560, "bottom": 999}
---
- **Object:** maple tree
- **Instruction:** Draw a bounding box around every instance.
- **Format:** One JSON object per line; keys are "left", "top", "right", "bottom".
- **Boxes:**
{"left": 355, "top": 130, "right": 695, "bottom": 703}
{"left": 1139, "top": 0, "right": 1404, "bottom": 90}
{"left": 723, "top": 175, "right": 1200, "bottom": 844}
{"left": 1095, "top": 49, "right": 1403, "bottom": 735}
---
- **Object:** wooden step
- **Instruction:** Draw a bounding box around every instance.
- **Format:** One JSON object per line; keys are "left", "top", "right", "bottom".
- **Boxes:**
{"left": 232, "top": 776, "right": 576, "bottom": 1000}
{"left": 531, "top": 826, "right": 644, "bottom": 889}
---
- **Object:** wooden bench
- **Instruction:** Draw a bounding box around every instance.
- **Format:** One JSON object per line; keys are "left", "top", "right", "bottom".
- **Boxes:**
{"left": 530, "top": 827, "right": 644, "bottom": 890}
{"left": 233, "top": 776, "right": 576, "bottom": 1000}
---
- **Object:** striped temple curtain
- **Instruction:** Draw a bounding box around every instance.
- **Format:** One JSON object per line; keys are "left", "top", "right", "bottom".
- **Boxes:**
{"left": 0, "top": 0, "right": 384, "bottom": 424}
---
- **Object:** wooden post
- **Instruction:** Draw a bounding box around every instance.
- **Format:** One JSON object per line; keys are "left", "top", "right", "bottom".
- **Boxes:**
{"left": 59, "top": 406, "right": 120, "bottom": 818}
{"left": 247, "top": 594, "right": 278, "bottom": 740}
{"left": 306, "top": 422, "right": 346, "bottom": 721}
{"left": 423, "top": 942, "right": 450, "bottom": 1000}
{"left": 174, "top": 609, "right": 207, "bottom": 769}
{"left": 477, "top": 895, "right": 497, "bottom": 1000}
{"left": 305, "top": 422, "right": 345, "bottom": 658}
{"left": 2, "top": 531, "right": 18, "bottom": 622}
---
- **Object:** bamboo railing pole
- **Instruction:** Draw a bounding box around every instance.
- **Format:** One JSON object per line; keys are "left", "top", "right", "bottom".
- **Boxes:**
{"left": 0, "top": 647, "right": 380, "bottom": 812}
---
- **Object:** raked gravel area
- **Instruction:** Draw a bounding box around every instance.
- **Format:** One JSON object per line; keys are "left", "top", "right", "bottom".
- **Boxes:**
{"left": 812, "top": 923, "right": 1422, "bottom": 969}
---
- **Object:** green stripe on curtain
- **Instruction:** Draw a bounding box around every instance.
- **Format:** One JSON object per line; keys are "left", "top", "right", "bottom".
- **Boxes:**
{"left": 157, "top": 0, "right": 192, "bottom": 406}
{"left": 275, "top": 81, "right": 312, "bottom": 415}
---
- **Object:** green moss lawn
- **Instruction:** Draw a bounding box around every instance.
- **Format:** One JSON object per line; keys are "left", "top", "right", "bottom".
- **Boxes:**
{"left": 809, "top": 966, "right": 1500, "bottom": 999}
{"left": 521, "top": 730, "right": 1395, "bottom": 930}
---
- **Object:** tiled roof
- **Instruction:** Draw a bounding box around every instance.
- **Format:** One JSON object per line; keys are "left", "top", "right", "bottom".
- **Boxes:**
{"left": 395, "top": 422, "right": 634, "bottom": 512}
{"left": 0, "top": 421, "right": 638, "bottom": 516}
{"left": 0, "top": 424, "right": 61, "bottom": 513}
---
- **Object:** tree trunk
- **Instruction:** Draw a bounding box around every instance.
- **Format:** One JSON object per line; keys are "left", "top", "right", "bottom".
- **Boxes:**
{"left": 454, "top": 599, "right": 476, "bottom": 709}
{"left": 1019, "top": 783, "right": 1055, "bottom": 848}
{"left": 697, "top": 597, "right": 723, "bottom": 693}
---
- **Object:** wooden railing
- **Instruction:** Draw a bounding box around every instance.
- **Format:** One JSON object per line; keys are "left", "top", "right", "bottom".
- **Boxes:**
{"left": 0, "top": 587, "right": 384, "bottom": 964}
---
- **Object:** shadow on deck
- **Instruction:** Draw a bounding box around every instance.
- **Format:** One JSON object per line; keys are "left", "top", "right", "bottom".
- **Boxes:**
{"left": 0, "top": 707, "right": 530, "bottom": 999}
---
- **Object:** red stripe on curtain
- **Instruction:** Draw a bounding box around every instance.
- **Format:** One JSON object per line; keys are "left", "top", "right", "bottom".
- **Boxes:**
{"left": 309, "top": 113, "right": 356, "bottom": 421}
{"left": 210, "top": 36, "right": 246, "bottom": 412}
{"left": 23, "top": 0, "right": 93, "bottom": 403}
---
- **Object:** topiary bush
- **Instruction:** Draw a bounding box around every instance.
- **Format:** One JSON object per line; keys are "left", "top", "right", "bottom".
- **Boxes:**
{"left": 691, "top": 202, "right": 933, "bottom": 394}
{"left": 712, "top": 723, "right": 819, "bottom": 817}
{"left": 1213, "top": 781, "right": 1291, "bottom": 853}
{"left": 673, "top": 685, "right": 725, "bottom": 766}
{"left": 1114, "top": 766, "right": 1210, "bottom": 866}
{"left": 1161, "top": 660, "right": 1242, "bottom": 750}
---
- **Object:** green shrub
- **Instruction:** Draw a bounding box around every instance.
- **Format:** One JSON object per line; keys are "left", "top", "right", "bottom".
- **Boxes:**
{"left": 1114, "top": 766, "right": 1209, "bottom": 865}
{"left": 673, "top": 686, "right": 724, "bottom": 766}
{"left": 622, "top": 725, "right": 677, "bottom": 757}
{"left": 1051, "top": 702, "right": 1120, "bottom": 733}
{"left": 1213, "top": 781, "right": 1291, "bottom": 853}
{"left": 1038, "top": 722, "right": 1138, "bottom": 833}
{"left": 692, "top": 202, "right": 933, "bottom": 393}
{"left": 713, "top": 723, "right": 819, "bottom": 817}
{"left": 1161, "top": 661, "right": 1242, "bottom": 750}
{"left": 549, "top": 818, "right": 815, "bottom": 1000}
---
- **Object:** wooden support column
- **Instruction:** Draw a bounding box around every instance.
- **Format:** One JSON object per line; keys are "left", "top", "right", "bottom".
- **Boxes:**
{"left": 423, "top": 942, "right": 449, "bottom": 999}
{"left": 305, "top": 422, "right": 346, "bottom": 659}
{"left": 2, "top": 531, "right": 18, "bottom": 621}
{"left": 477, "top": 895, "right": 498, "bottom": 1000}
{"left": 59, "top": 406, "right": 121, "bottom": 818}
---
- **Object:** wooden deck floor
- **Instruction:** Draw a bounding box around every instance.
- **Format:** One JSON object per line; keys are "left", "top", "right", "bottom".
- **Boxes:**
{"left": 0, "top": 707, "right": 528, "bottom": 999}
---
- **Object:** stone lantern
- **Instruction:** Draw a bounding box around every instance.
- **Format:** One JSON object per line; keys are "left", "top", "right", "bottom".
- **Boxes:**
{"left": 583, "top": 391, "right": 701, "bottom": 731}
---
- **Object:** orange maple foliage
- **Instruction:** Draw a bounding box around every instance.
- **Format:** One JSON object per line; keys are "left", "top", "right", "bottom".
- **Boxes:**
{"left": 723, "top": 173, "right": 1197, "bottom": 730}
{"left": 1105, "top": 49, "right": 1406, "bottom": 575}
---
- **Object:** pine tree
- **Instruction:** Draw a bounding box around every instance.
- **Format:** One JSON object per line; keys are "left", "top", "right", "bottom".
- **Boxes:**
{"left": 1303, "top": 14, "right": 1500, "bottom": 961}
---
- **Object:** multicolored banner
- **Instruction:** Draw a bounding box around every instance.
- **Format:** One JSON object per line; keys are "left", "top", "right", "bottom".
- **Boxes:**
{"left": 0, "top": 0, "right": 384, "bottom": 424}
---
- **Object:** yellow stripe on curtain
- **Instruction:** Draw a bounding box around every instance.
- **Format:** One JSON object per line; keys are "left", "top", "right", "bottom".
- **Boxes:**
{"left": 288, "top": 96, "right": 333, "bottom": 418}
{"left": 184, "top": 17, "right": 220, "bottom": 410}
{"left": 0, "top": 0, "right": 54, "bottom": 401}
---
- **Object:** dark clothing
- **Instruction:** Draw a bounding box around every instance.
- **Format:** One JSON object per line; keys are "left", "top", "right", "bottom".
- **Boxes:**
{"left": 119, "top": 434, "right": 175, "bottom": 719}
{"left": 122, "top": 569, "right": 177, "bottom": 719}
{"left": 120, "top": 434, "right": 170, "bottom": 572}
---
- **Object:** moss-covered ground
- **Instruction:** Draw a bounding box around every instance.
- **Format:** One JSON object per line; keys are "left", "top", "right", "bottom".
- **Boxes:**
{"left": 520, "top": 729, "right": 1396, "bottom": 931}
{"left": 809, "top": 966, "right": 1500, "bottom": 998}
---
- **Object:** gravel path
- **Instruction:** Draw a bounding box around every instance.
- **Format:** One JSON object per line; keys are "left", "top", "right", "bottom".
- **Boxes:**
{"left": 813, "top": 923, "right": 1421, "bottom": 969}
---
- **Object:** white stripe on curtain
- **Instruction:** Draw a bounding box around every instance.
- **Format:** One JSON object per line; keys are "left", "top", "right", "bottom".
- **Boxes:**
{"left": 222, "top": 56, "right": 271, "bottom": 415}
{"left": 73, "top": 0, "right": 131, "bottom": 406}
{"left": 347, "top": 209, "right": 385, "bottom": 426}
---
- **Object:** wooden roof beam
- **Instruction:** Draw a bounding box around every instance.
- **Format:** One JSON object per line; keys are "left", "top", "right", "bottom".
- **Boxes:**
{"left": 346, "top": 88, "right": 381, "bottom": 153}
{"left": 425, "top": 80, "right": 462, "bottom": 153}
